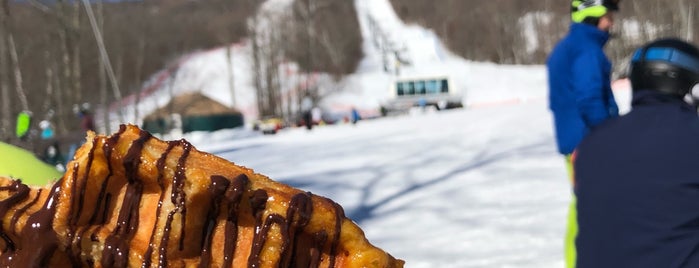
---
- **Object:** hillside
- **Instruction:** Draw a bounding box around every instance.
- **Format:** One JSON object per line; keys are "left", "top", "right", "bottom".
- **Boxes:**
{"left": 2, "top": 0, "right": 362, "bottom": 142}
{"left": 3, "top": 0, "right": 697, "bottom": 145}
{"left": 388, "top": 0, "right": 699, "bottom": 65}
{"left": 102, "top": 0, "right": 555, "bottom": 134}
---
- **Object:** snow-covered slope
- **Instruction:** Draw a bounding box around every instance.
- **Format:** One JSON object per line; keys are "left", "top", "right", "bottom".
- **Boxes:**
{"left": 187, "top": 100, "right": 568, "bottom": 268}
{"left": 105, "top": 0, "right": 557, "bottom": 131}
{"left": 96, "top": 0, "right": 638, "bottom": 266}
{"left": 322, "top": 0, "right": 550, "bottom": 114}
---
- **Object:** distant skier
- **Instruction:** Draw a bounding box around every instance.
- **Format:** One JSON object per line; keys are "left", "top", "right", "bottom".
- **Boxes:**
{"left": 42, "top": 140, "right": 65, "bottom": 172}
{"left": 77, "top": 103, "right": 96, "bottom": 133}
{"left": 39, "top": 120, "right": 55, "bottom": 140}
{"left": 351, "top": 107, "right": 361, "bottom": 125}
{"left": 67, "top": 103, "right": 95, "bottom": 162}
{"left": 15, "top": 111, "right": 32, "bottom": 142}
{"left": 546, "top": 0, "right": 621, "bottom": 266}
{"left": 301, "top": 94, "right": 313, "bottom": 130}
{"left": 575, "top": 38, "right": 699, "bottom": 267}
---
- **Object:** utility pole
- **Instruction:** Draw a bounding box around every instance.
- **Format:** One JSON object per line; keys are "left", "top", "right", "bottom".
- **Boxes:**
{"left": 0, "top": 0, "right": 9, "bottom": 141}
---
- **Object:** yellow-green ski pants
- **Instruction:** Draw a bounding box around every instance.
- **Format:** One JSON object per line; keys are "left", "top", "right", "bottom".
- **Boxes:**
{"left": 565, "top": 154, "right": 577, "bottom": 268}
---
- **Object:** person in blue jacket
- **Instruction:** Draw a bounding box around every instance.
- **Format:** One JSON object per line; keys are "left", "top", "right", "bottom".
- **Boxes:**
{"left": 575, "top": 38, "right": 699, "bottom": 267}
{"left": 351, "top": 106, "right": 361, "bottom": 125}
{"left": 546, "top": 1, "right": 621, "bottom": 266}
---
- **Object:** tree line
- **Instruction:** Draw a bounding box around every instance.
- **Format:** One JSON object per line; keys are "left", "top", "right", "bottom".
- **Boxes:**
{"left": 0, "top": 0, "right": 362, "bottom": 148}
{"left": 249, "top": 0, "right": 362, "bottom": 123}
{"left": 4, "top": 0, "right": 695, "bottom": 148}
{"left": 389, "top": 0, "right": 698, "bottom": 73}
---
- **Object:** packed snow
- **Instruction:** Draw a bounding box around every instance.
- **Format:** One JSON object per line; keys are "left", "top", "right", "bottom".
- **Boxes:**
{"left": 104, "top": 0, "right": 636, "bottom": 266}
{"left": 186, "top": 102, "right": 566, "bottom": 267}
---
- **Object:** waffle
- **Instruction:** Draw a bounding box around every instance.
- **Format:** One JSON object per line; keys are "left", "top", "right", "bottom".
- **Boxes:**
{"left": 0, "top": 125, "right": 404, "bottom": 267}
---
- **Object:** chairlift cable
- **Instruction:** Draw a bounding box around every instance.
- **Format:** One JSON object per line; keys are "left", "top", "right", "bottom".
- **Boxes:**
{"left": 81, "top": 0, "right": 124, "bottom": 124}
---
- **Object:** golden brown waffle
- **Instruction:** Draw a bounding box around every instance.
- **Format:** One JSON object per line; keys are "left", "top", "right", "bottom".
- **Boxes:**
{"left": 0, "top": 125, "right": 404, "bottom": 267}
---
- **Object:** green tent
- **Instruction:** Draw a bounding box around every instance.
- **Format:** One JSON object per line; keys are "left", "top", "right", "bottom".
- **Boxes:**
{"left": 142, "top": 92, "right": 244, "bottom": 134}
{"left": 0, "top": 142, "right": 63, "bottom": 186}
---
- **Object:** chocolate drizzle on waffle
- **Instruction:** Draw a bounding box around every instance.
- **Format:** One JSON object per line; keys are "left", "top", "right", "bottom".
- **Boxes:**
{"left": 101, "top": 129, "right": 151, "bottom": 267}
{"left": 141, "top": 142, "right": 177, "bottom": 268}
{"left": 0, "top": 125, "right": 403, "bottom": 267}
{"left": 222, "top": 174, "right": 248, "bottom": 268}
{"left": 0, "top": 178, "right": 63, "bottom": 267}
{"left": 0, "top": 180, "right": 29, "bottom": 252}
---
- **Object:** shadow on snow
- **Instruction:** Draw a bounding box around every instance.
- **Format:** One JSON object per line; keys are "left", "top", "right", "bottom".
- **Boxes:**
{"left": 279, "top": 139, "right": 555, "bottom": 224}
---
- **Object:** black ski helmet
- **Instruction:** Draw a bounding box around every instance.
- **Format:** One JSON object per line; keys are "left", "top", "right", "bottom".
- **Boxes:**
{"left": 629, "top": 38, "right": 699, "bottom": 98}
{"left": 571, "top": 0, "right": 620, "bottom": 25}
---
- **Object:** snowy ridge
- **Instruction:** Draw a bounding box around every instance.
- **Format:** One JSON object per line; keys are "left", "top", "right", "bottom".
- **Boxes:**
{"left": 326, "top": 0, "right": 550, "bottom": 113}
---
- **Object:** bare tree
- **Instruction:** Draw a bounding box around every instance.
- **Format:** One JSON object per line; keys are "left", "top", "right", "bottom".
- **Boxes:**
{"left": 0, "top": 0, "right": 270, "bottom": 145}
{"left": 131, "top": 1, "right": 149, "bottom": 126}
{"left": 295, "top": 0, "right": 320, "bottom": 98}
{"left": 96, "top": 0, "right": 109, "bottom": 133}
{"left": 677, "top": 0, "right": 695, "bottom": 40}
{"left": 388, "top": 0, "right": 647, "bottom": 64}
{"left": 45, "top": 46, "right": 68, "bottom": 134}
{"left": 0, "top": 0, "right": 9, "bottom": 141}
{"left": 291, "top": 0, "right": 359, "bottom": 80}
{"left": 282, "top": 0, "right": 362, "bottom": 119}
{"left": 226, "top": 45, "right": 236, "bottom": 108}
{"left": 70, "top": 1, "right": 82, "bottom": 102}
{"left": 2, "top": 1, "right": 27, "bottom": 113}
{"left": 25, "top": 0, "right": 83, "bottom": 134}
{"left": 42, "top": 51, "right": 54, "bottom": 116}
{"left": 8, "top": 34, "right": 27, "bottom": 112}
{"left": 249, "top": 6, "right": 294, "bottom": 120}
{"left": 249, "top": 14, "right": 264, "bottom": 118}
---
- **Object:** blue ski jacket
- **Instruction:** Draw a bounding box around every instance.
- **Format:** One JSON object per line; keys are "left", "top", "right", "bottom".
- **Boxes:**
{"left": 547, "top": 23, "right": 618, "bottom": 155}
{"left": 575, "top": 90, "right": 699, "bottom": 268}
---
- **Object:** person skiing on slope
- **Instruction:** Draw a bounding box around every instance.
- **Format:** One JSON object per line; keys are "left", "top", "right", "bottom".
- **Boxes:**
{"left": 546, "top": 0, "right": 621, "bottom": 266}
{"left": 575, "top": 38, "right": 699, "bottom": 268}
{"left": 301, "top": 94, "right": 313, "bottom": 130}
{"left": 15, "top": 111, "right": 33, "bottom": 142}
{"left": 39, "top": 120, "right": 55, "bottom": 140}
{"left": 351, "top": 106, "right": 361, "bottom": 125}
{"left": 77, "top": 103, "right": 96, "bottom": 133}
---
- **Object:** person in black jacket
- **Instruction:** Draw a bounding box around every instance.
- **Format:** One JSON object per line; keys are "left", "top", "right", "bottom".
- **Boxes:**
{"left": 575, "top": 38, "right": 699, "bottom": 267}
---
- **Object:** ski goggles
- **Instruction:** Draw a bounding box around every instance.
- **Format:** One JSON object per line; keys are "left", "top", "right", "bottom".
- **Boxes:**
{"left": 632, "top": 47, "right": 699, "bottom": 74}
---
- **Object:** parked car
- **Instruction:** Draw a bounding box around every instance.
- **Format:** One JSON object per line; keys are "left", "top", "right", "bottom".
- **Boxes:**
{"left": 257, "top": 117, "right": 283, "bottom": 134}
